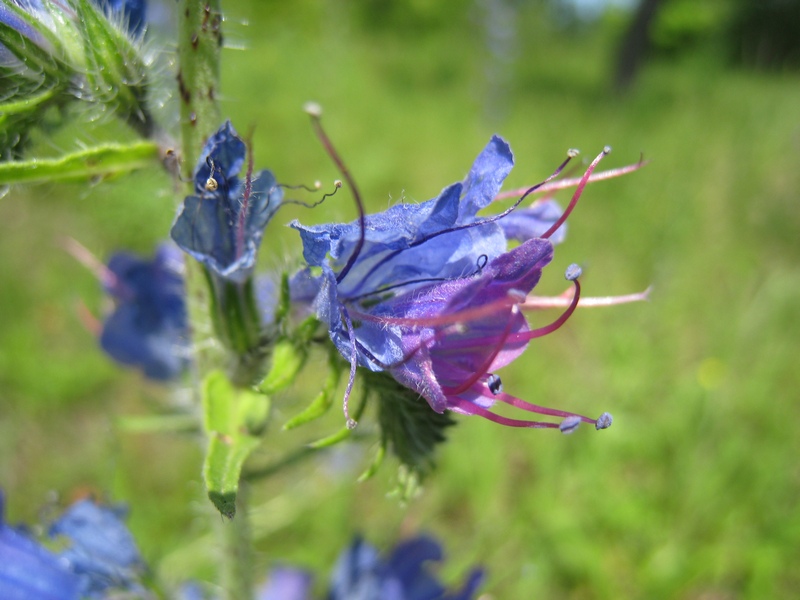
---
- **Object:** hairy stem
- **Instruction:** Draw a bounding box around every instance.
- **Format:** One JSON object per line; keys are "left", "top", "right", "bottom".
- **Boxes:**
{"left": 178, "top": 2, "right": 254, "bottom": 599}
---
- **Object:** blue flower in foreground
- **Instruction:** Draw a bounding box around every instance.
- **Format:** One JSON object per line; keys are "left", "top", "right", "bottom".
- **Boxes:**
{"left": 258, "top": 536, "right": 483, "bottom": 600}
{"left": 171, "top": 121, "right": 283, "bottom": 284}
{"left": 101, "top": 243, "right": 189, "bottom": 380}
{"left": 0, "top": 492, "right": 81, "bottom": 600}
{"left": 293, "top": 133, "right": 637, "bottom": 431}
{"left": 0, "top": 493, "right": 146, "bottom": 600}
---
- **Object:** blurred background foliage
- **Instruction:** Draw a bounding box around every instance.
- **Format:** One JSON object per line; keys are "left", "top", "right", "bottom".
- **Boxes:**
{"left": 1, "top": 0, "right": 799, "bottom": 598}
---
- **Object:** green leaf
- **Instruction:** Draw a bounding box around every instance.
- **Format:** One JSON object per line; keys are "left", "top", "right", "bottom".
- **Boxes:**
{"left": 282, "top": 347, "right": 342, "bottom": 430}
{"left": 202, "top": 370, "right": 270, "bottom": 518}
{"left": 365, "top": 370, "right": 456, "bottom": 481}
{"left": 0, "top": 141, "right": 159, "bottom": 185}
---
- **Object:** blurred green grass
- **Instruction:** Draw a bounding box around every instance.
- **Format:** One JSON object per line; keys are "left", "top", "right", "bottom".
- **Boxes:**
{"left": 2, "top": 1, "right": 799, "bottom": 598}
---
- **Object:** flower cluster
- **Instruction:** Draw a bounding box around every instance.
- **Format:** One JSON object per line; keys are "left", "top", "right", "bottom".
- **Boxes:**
{"left": 0, "top": 492, "right": 146, "bottom": 599}
{"left": 259, "top": 535, "right": 483, "bottom": 600}
{"left": 293, "top": 131, "right": 638, "bottom": 432}
{"left": 1, "top": 492, "right": 481, "bottom": 600}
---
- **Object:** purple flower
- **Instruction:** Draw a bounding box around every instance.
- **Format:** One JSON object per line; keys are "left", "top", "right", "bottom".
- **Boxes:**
{"left": 171, "top": 121, "right": 283, "bottom": 284}
{"left": 0, "top": 492, "right": 81, "bottom": 600}
{"left": 257, "top": 536, "right": 483, "bottom": 600}
{"left": 293, "top": 134, "right": 630, "bottom": 431}
{"left": 100, "top": 243, "right": 189, "bottom": 381}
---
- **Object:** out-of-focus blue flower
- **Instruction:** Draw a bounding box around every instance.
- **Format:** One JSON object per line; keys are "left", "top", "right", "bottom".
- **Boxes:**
{"left": 91, "top": 0, "right": 147, "bottom": 36}
{"left": 257, "top": 566, "right": 314, "bottom": 600}
{"left": 258, "top": 536, "right": 483, "bottom": 600}
{"left": 293, "top": 136, "right": 614, "bottom": 431}
{"left": 49, "top": 500, "right": 147, "bottom": 598}
{"left": 171, "top": 121, "right": 283, "bottom": 285}
{"left": 0, "top": 492, "right": 81, "bottom": 600}
{"left": 101, "top": 243, "right": 189, "bottom": 381}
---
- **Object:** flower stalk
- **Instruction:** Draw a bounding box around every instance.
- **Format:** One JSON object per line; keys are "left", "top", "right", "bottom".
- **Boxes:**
{"left": 177, "top": 2, "right": 255, "bottom": 599}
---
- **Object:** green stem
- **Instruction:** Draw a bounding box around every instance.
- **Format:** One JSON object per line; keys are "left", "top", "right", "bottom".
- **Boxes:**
{"left": 218, "top": 485, "right": 255, "bottom": 600}
{"left": 178, "top": 2, "right": 253, "bottom": 599}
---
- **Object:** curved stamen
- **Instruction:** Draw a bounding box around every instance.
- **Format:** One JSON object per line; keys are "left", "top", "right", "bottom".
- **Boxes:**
{"left": 494, "top": 156, "right": 647, "bottom": 201}
{"left": 350, "top": 151, "right": 578, "bottom": 294}
{"left": 541, "top": 147, "right": 610, "bottom": 240}
{"left": 341, "top": 306, "right": 359, "bottom": 429}
{"left": 346, "top": 254, "right": 489, "bottom": 304}
{"left": 304, "top": 104, "right": 366, "bottom": 285}
{"left": 441, "top": 272, "right": 580, "bottom": 351}
{"left": 442, "top": 306, "right": 519, "bottom": 396}
{"left": 278, "top": 179, "right": 342, "bottom": 210}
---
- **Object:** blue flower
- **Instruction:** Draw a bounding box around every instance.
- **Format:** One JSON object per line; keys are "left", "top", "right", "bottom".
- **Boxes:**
{"left": 100, "top": 243, "right": 189, "bottom": 381}
{"left": 0, "top": 492, "right": 81, "bottom": 600}
{"left": 48, "top": 500, "right": 147, "bottom": 598}
{"left": 0, "top": 493, "right": 146, "bottom": 600}
{"left": 293, "top": 136, "right": 621, "bottom": 431}
{"left": 171, "top": 121, "right": 283, "bottom": 284}
{"left": 257, "top": 536, "right": 483, "bottom": 600}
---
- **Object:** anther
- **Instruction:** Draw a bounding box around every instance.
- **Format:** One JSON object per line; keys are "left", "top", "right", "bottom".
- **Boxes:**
{"left": 334, "top": 179, "right": 342, "bottom": 188}
{"left": 346, "top": 418, "right": 358, "bottom": 430}
{"left": 568, "top": 148, "right": 580, "bottom": 158}
{"left": 487, "top": 374, "right": 503, "bottom": 395}
{"left": 595, "top": 412, "right": 613, "bottom": 430}
{"left": 303, "top": 101, "right": 323, "bottom": 117}
{"left": 205, "top": 177, "right": 218, "bottom": 192}
{"left": 559, "top": 416, "right": 582, "bottom": 434}
{"left": 565, "top": 264, "right": 582, "bottom": 281}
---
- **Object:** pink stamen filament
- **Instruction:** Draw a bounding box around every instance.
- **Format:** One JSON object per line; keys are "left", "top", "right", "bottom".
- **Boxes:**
{"left": 63, "top": 237, "right": 121, "bottom": 293}
{"left": 442, "top": 306, "right": 519, "bottom": 396}
{"left": 523, "top": 286, "right": 652, "bottom": 310}
{"left": 442, "top": 278, "right": 580, "bottom": 351}
{"left": 494, "top": 159, "right": 646, "bottom": 201}
{"left": 235, "top": 140, "right": 255, "bottom": 261}
{"left": 541, "top": 147, "right": 610, "bottom": 240}
{"left": 447, "top": 397, "right": 560, "bottom": 429}
{"left": 485, "top": 385, "right": 596, "bottom": 424}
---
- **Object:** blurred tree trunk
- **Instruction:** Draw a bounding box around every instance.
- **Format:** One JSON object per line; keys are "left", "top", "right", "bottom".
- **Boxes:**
{"left": 613, "top": 0, "right": 664, "bottom": 92}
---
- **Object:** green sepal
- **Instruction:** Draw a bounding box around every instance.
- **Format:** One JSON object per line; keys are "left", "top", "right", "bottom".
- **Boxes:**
{"left": 258, "top": 338, "right": 308, "bottom": 395}
{"left": 0, "top": 4, "right": 73, "bottom": 85}
{"left": 74, "top": 0, "right": 151, "bottom": 135}
{"left": 282, "top": 346, "right": 342, "bottom": 430}
{"left": 0, "top": 141, "right": 159, "bottom": 185}
{"left": 307, "top": 385, "right": 367, "bottom": 449}
{"left": 202, "top": 370, "right": 270, "bottom": 518}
